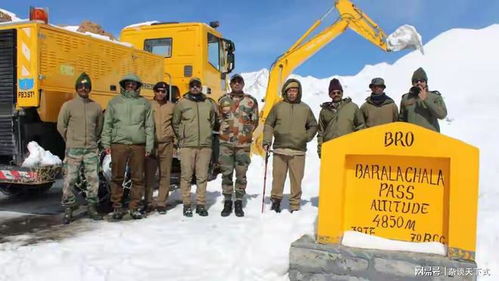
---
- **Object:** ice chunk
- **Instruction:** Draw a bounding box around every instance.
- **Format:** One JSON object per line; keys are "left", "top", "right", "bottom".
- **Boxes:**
{"left": 387, "top": 24, "right": 424, "bottom": 54}
{"left": 22, "top": 141, "right": 62, "bottom": 167}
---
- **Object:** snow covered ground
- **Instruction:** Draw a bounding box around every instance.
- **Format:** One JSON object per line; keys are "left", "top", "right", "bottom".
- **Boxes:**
{"left": 0, "top": 8, "right": 498, "bottom": 281}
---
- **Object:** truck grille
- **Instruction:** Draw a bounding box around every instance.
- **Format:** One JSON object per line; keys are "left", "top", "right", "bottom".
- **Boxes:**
{"left": 0, "top": 29, "right": 17, "bottom": 155}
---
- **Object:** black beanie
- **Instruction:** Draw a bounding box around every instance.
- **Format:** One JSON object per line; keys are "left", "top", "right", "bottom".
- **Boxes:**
{"left": 75, "top": 72, "right": 91, "bottom": 91}
{"left": 328, "top": 78, "right": 343, "bottom": 93}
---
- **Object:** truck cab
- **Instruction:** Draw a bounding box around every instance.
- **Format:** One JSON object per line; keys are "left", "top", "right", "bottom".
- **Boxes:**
{"left": 120, "top": 21, "right": 235, "bottom": 101}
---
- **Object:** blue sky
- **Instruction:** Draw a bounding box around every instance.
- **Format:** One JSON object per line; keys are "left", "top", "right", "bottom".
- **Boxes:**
{"left": 3, "top": 0, "right": 499, "bottom": 78}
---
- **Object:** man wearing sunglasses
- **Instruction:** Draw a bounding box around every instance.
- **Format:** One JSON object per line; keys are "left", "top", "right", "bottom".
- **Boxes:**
{"left": 360, "top": 77, "right": 398, "bottom": 128}
{"left": 399, "top": 67, "right": 447, "bottom": 132}
{"left": 102, "top": 74, "right": 154, "bottom": 220}
{"left": 218, "top": 74, "right": 259, "bottom": 217}
{"left": 172, "top": 78, "right": 216, "bottom": 217}
{"left": 317, "top": 78, "right": 365, "bottom": 159}
{"left": 57, "top": 72, "right": 104, "bottom": 224}
{"left": 144, "top": 82, "right": 175, "bottom": 214}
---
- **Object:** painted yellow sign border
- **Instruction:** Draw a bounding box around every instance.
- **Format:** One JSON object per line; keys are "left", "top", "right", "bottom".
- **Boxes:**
{"left": 317, "top": 122, "right": 479, "bottom": 260}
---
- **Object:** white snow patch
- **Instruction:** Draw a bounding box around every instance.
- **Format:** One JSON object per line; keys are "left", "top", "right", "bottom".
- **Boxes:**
{"left": 21, "top": 141, "right": 62, "bottom": 167}
{"left": 0, "top": 8, "right": 24, "bottom": 22}
{"left": 342, "top": 231, "right": 447, "bottom": 256}
{"left": 124, "top": 21, "right": 159, "bottom": 29}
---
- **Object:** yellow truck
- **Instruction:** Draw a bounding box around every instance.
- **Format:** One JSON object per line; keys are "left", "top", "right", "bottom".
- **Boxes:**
{"left": 0, "top": 9, "right": 235, "bottom": 195}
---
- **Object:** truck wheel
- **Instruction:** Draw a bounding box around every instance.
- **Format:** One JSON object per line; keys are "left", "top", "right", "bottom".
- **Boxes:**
{"left": 0, "top": 183, "right": 23, "bottom": 196}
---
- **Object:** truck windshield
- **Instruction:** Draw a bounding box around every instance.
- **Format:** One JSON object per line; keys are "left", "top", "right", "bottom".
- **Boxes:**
{"left": 207, "top": 33, "right": 220, "bottom": 71}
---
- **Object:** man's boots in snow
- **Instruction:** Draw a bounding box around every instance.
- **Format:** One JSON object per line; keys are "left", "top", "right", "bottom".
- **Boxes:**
{"left": 63, "top": 207, "right": 73, "bottom": 224}
{"left": 270, "top": 199, "right": 281, "bottom": 213}
{"left": 234, "top": 200, "right": 244, "bottom": 217}
{"left": 87, "top": 204, "right": 103, "bottom": 220}
{"left": 196, "top": 205, "right": 208, "bottom": 217}
{"left": 221, "top": 200, "right": 232, "bottom": 217}
{"left": 183, "top": 205, "right": 193, "bottom": 217}
{"left": 112, "top": 208, "right": 124, "bottom": 220}
{"left": 129, "top": 209, "right": 143, "bottom": 219}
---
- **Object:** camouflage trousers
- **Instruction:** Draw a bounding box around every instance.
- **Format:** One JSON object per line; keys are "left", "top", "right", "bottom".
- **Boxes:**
{"left": 62, "top": 147, "right": 99, "bottom": 207}
{"left": 219, "top": 145, "right": 251, "bottom": 200}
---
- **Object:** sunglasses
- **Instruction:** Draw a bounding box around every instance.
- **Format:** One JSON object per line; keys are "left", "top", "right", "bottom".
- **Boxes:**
{"left": 331, "top": 90, "right": 342, "bottom": 95}
{"left": 231, "top": 79, "right": 244, "bottom": 84}
{"left": 190, "top": 84, "right": 202, "bottom": 89}
{"left": 77, "top": 83, "right": 90, "bottom": 89}
{"left": 412, "top": 79, "right": 426, "bottom": 84}
{"left": 155, "top": 89, "right": 167, "bottom": 93}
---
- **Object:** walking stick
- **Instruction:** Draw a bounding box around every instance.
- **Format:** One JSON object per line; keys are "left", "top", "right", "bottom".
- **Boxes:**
{"left": 261, "top": 149, "right": 271, "bottom": 213}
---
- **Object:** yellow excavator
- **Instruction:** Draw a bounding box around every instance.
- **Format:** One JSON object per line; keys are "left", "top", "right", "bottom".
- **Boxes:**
{"left": 252, "top": 0, "right": 422, "bottom": 155}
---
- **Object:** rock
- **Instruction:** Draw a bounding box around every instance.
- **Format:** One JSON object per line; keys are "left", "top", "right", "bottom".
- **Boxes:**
{"left": 0, "top": 11, "right": 12, "bottom": 22}
{"left": 76, "top": 20, "right": 115, "bottom": 40}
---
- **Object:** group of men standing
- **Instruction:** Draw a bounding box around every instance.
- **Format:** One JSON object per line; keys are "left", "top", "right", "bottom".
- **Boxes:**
{"left": 56, "top": 66, "right": 447, "bottom": 223}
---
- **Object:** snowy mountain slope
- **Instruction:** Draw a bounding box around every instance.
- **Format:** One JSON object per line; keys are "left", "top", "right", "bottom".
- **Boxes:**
{"left": 0, "top": 12, "right": 497, "bottom": 281}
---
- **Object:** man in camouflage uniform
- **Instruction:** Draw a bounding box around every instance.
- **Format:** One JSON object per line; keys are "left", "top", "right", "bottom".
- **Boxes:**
{"left": 399, "top": 67, "right": 447, "bottom": 132}
{"left": 57, "top": 72, "right": 104, "bottom": 224}
{"left": 218, "top": 74, "right": 259, "bottom": 217}
{"left": 360, "top": 78, "right": 398, "bottom": 128}
{"left": 317, "top": 78, "right": 365, "bottom": 158}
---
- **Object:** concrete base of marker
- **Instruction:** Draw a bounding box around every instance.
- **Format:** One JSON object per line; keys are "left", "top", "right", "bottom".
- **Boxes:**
{"left": 289, "top": 235, "right": 477, "bottom": 281}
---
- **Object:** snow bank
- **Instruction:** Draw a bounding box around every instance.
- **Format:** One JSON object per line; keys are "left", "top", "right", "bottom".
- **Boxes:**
{"left": 21, "top": 141, "right": 62, "bottom": 168}
{"left": 342, "top": 231, "right": 447, "bottom": 256}
{"left": 0, "top": 8, "right": 24, "bottom": 22}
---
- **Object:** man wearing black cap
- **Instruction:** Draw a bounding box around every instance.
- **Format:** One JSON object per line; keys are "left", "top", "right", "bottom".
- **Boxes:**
{"left": 172, "top": 77, "right": 216, "bottom": 217}
{"left": 57, "top": 72, "right": 104, "bottom": 224}
{"left": 102, "top": 73, "right": 154, "bottom": 220}
{"left": 360, "top": 77, "right": 398, "bottom": 127}
{"left": 399, "top": 67, "right": 447, "bottom": 132}
{"left": 218, "top": 74, "right": 259, "bottom": 217}
{"left": 317, "top": 78, "right": 365, "bottom": 158}
{"left": 144, "top": 82, "right": 176, "bottom": 214}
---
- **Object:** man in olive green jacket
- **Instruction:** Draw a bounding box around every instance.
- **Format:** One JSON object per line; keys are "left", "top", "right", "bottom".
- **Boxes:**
{"left": 144, "top": 82, "right": 175, "bottom": 214}
{"left": 360, "top": 77, "right": 398, "bottom": 128}
{"left": 317, "top": 78, "right": 365, "bottom": 158}
{"left": 101, "top": 73, "right": 154, "bottom": 220}
{"left": 399, "top": 67, "right": 447, "bottom": 132}
{"left": 57, "top": 72, "right": 104, "bottom": 224}
{"left": 263, "top": 78, "right": 317, "bottom": 213}
{"left": 172, "top": 78, "right": 216, "bottom": 217}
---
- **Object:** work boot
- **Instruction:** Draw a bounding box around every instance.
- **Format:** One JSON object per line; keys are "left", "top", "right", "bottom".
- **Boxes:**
{"left": 221, "top": 200, "right": 232, "bottom": 217}
{"left": 196, "top": 205, "right": 208, "bottom": 217}
{"left": 63, "top": 207, "right": 73, "bottom": 224}
{"left": 129, "top": 209, "right": 143, "bottom": 219}
{"left": 157, "top": 206, "right": 167, "bottom": 215}
{"left": 270, "top": 199, "right": 281, "bottom": 213}
{"left": 183, "top": 205, "right": 193, "bottom": 217}
{"left": 112, "top": 208, "right": 124, "bottom": 220}
{"left": 87, "top": 204, "right": 103, "bottom": 221}
{"left": 234, "top": 200, "right": 244, "bottom": 217}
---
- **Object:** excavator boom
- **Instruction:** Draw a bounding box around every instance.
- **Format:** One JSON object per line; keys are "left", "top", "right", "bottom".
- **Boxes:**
{"left": 252, "top": 0, "right": 405, "bottom": 156}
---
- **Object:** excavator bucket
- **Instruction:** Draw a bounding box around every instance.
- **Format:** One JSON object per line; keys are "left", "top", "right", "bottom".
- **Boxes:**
{"left": 386, "top": 25, "right": 424, "bottom": 54}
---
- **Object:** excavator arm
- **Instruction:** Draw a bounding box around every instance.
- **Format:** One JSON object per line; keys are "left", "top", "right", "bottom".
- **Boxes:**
{"left": 252, "top": 0, "right": 392, "bottom": 156}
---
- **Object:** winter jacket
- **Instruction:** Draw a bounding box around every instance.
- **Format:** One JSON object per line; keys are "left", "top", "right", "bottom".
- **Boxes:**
{"left": 218, "top": 91, "right": 259, "bottom": 147}
{"left": 150, "top": 100, "right": 175, "bottom": 144}
{"left": 101, "top": 74, "right": 155, "bottom": 153}
{"left": 399, "top": 90, "right": 447, "bottom": 132}
{"left": 172, "top": 92, "right": 216, "bottom": 148}
{"left": 317, "top": 98, "right": 365, "bottom": 157}
{"left": 263, "top": 79, "right": 318, "bottom": 152}
{"left": 57, "top": 95, "right": 104, "bottom": 149}
{"left": 360, "top": 93, "right": 398, "bottom": 128}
